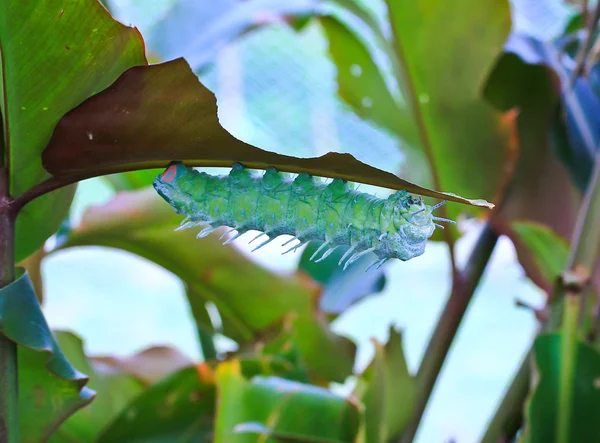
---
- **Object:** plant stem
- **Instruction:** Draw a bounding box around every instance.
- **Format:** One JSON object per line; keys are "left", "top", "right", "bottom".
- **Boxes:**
{"left": 0, "top": 167, "right": 18, "bottom": 443}
{"left": 398, "top": 222, "right": 499, "bottom": 443}
{"left": 480, "top": 352, "right": 530, "bottom": 443}
{"left": 197, "top": 327, "right": 217, "bottom": 361}
{"left": 558, "top": 295, "right": 580, "bottom": 443}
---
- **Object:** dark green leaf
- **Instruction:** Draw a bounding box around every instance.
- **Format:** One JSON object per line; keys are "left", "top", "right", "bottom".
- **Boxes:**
{"left": 97, "top": 365, "right": 215, "bottom": 443}
{"left": 0, "top": 269, "right": 94, "bottom": 442}
{"left": 41, "top": 58, "right": 493, "bottom": 208}
{"left": 0, "top": 0, "right": 146, "bottom": 261}
{"left": 522, "top": 334, "right": 600, "bottom": 442}
{"left": 353, "top": 327, "right": 415, "bottom": 442}
{"left": 49, "top": 331, "right": 145, "bottom": 442}
{"left": 234, "top": 422, "right": 346, "bottom": 442}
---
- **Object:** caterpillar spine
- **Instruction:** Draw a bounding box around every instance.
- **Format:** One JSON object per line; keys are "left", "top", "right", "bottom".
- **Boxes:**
{"left": 153, "top": 162, "right": 453, "bottom": 271}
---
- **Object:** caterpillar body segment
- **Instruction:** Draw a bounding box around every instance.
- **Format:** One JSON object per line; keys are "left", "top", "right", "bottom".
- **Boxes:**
{"left": 153, "top": 161, "right": 449, "bottom": 270}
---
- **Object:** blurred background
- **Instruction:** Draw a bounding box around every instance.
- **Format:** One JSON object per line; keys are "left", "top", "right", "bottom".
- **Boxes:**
{"left": 40, "top": 0, "right": 575, "bottom": 441}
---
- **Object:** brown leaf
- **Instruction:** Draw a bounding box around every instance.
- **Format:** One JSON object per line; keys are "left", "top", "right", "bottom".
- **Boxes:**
{"left": 42, "top": 58, "right": 492, "bottom": 208}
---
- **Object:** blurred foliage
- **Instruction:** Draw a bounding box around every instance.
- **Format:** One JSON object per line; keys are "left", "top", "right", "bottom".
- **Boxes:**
{"left": 1, "top": 0, "right": 600, "bottom": 442}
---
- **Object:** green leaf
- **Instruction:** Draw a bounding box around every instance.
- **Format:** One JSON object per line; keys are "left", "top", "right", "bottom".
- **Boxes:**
{"left": 379, "top": 0, "right": 513, "bottom": 227}
{"left": 41, "top": 58, "right": 493, "bottom": 209}
{"left": 319, "top": 16, "right": 418, "bottom": 147}
{"left": 521, "top": 334, "right": 600, "bottom": 442}
{"left": 49, "top": 331, "right": 146, "bottom": 442}
{"left": 97, "top": 365, "right": 216, "bottom": 443}
{"left": 234, "top": 422, "right": 347, "bottom": 442}
{"left": 215, "top": 360, "right": 361, "bottom": 443}
{"left": 0, "top": 269, "right": 94, "bottom": 442}
{"left": 0, "top": 0, "right": 146, "bottom": 261}
{"left": 353, "top": 327, "right": 416, "bottom": 442}
{"left": 54, "top": 187, "right": 356, "bottom": 382}
{"left": 510, "top": 222, "right": 569, "bottom": 290}
{"left": 298, "top": 241, "right": 385, "bottom": 315}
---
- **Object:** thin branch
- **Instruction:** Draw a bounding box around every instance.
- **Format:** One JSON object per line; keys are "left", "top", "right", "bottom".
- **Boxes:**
{"left": 569, "top": 0, "right": 600, "bottom": 86}
{"left": 397, "top": 222, "right": 499, "bottom": 442}
{"left": 480, "top": 353, "right": 530, "bottom": 443}
{"left": 5, "top": 175, "right": 77, "bottom": 213}
{"left": 0, "top": 167, "right": 19, "bottom": 443}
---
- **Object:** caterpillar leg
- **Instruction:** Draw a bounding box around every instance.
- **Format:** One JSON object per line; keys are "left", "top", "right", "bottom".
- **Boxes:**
{"left": 197, "top": 226, "right": 218, "bottom": 239}
{"left": 314, "top": 245, "right": 340, "bottom": 263}
{"left": 175, "top": 219, "right": 208, "bottom": 232}
{"left": 248, "top": 232, "right": 267, "bottom": 244}
{"left": 343, "top": 247, "right": 376, "bottom": 270}
{"left": 251, "top": 236, "right": 276, "bottom": 252}
{"left": 282, "top": 241, "right": 306, "bottom": 255}
{"left": 309, "top": 241, "right": 330, "bottom": 261}
{"left": 281, "top": 236, "right": 299, "bottom": 247}
{"left": 223, "top": 232, "right": 241, "bottom": 245}
{"left": 338, "top": 245, "right": 357, "bottom": 266}
{"left": 219, "top": 228, "right": 237, "bottom": 240}
{"left": 364, "top": 258, "right": 388, "bottom": 272}
{"left": 432, "top": 216, "right": 456, "bottom": 225}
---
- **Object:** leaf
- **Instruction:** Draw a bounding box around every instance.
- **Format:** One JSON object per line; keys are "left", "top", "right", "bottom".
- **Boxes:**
{"left": 521, "top": 334, "right": 600, "bottom": 442}
{"left": 298, "top": 241, "right": 386, "bottom": 315}
{"left": 92, "top": 346, "right": 193, "bottom": 384}
{"left": 234, "top": 422, "right": 347, "bottom": 443}
{"left": 41, "top": 58, "right": 493, "bottom": 208}
{"left": 97, "top": 365, "right": 216, "bottom": 443}
{"left": 380, "top": 0, "right": 513, "bottom": 227}
{"left": 49, "top": 331, "right": 146, "bottom": 442}
{"left": 0, "top": 0, "right": 146, "bottom": 261}
{"left": 215, "top": 360, "right": 361, "bottom": 443}
{"left": 510, "top": 222, "right": 569, "bottom": 291}
{"left": 0, "top": 269, "right": 94, "bottom": 442}
{"left": 319, "top": 16, "right": 418, "bottom": 147}
{"left": 146, "top": 0, "right": 319, "bottom": 71}
{"left": 501, "top": 33, "right": 600, "bottom": 192}
{"left": 484, "top": 35, "right": 580, "bottom": 292}
{"left": 54, "top": 187, "right": 357, "bottom": 382}
{"left": 16, "top": 246, "right": 46, "bottom": 304}
{"left": 353, "top": 327, "right": 416, "bottom": 442}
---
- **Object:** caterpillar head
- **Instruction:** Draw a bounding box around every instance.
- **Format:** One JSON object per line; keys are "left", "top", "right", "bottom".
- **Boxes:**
{"left": 376, "top": 194, "right": 449, "bottom": 262}
{"left": 153, "top": 161, "right": 196, "bottom": 215}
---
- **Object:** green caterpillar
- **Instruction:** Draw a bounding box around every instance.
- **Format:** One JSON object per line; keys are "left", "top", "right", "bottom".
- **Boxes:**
{"left": 153, "top": 162, "right": 453, "bottom": 271}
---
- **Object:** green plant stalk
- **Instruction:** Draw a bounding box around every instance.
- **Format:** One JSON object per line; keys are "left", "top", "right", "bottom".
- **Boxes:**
{"left": 398, "top": 222, "right": 499, "bottom": 442}
{"left": 558, "top": 295, "right": 580, "bottom": 443}
{"left": 0, "top": 168, "right": 18, "bottom": 443}
{"left": 556, "top": 149, "right": 600, "bottom": 441}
